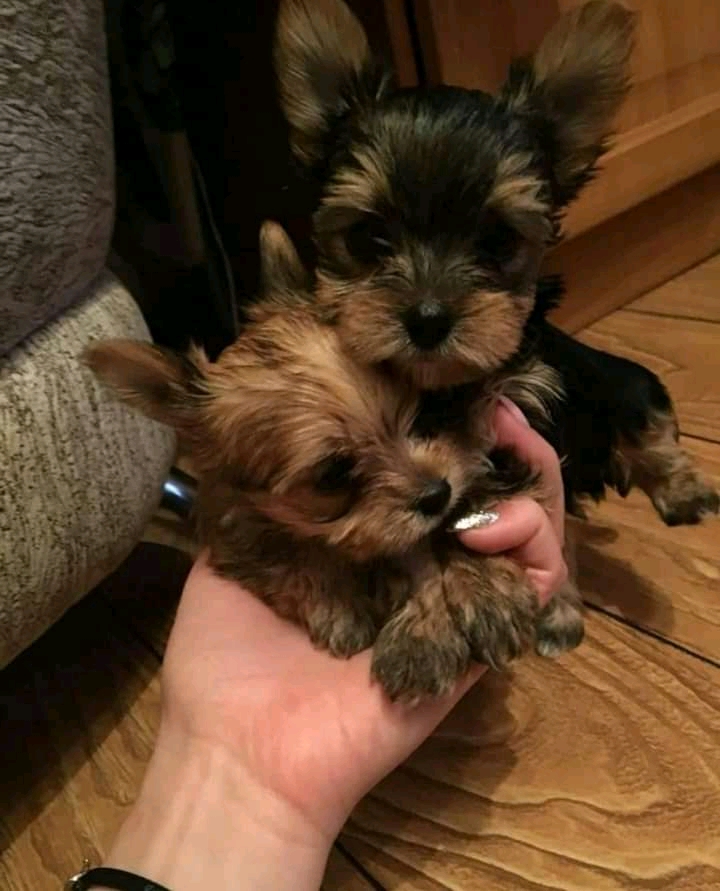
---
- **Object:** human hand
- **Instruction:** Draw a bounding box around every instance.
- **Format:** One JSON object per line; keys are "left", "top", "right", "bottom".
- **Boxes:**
{"left": 458, "top": 396, "right": 568, "bottom": 605}
{"left": 101, "top": 398, "right": 566, "bottom": 891}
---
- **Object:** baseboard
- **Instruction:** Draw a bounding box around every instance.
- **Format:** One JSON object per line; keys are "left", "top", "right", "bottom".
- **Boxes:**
{"left": 548, "top": 163, "right": 720, "bottom": 334}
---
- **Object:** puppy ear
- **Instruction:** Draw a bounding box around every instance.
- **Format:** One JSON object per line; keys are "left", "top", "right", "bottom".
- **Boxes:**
{"left": 83, "top": 339, "right": 207, "bottom": 432}
{"left": 274, "top": 0, "right": 388, "bottom": 166}
{"left": 259, "top": 220, "right": 309, "bottom": 293}
{"left": 502, "top": 1, "right": 636, "bottom": 206}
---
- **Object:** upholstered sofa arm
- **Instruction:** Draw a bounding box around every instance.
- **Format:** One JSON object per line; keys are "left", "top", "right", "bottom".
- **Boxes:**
{"left": 0, "top": 272, "right": 175, "bottom": 669}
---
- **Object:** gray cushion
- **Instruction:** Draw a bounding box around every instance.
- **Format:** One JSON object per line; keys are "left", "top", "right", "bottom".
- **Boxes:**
{"left": 0, "top": 272, "right": 176, "bottom": 669}
{"left": 0, "top": 0, "right": 115, "bottom": 356}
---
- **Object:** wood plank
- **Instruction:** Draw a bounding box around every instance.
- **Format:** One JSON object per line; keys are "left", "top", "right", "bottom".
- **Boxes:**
{"left": 342, "top": 611, "right": 720, "bottom": 890}
{"left": 379, "top": 0, "right": 418, "bottom": 87}
{"left": 412, "top": 0, "right": 720, "bottom": 236}
{"left": 412, "top": 0, "right": 521, "bottom": 91}
{"left": 577, "top": 309, "right": 720, "bottom": 443}
{"left": 573, "top": 436, "right": 720, "bottom": 662}
{"left": 630, "top": 253, "right": 720, "bottom": 322}
{"left": 0, "top": 591, "right": 162, "bottom": 891}
{"left": 615, "top": 52, "right": 720, "bottom": 134}
{"left": 324, "top": 849, "right": 379, "bottom": 890}
{"left": 548, "top": 163, "right": 720, "bottom": 334}
{"left": 563, "top": 89, "right": 720, "bottom": 238}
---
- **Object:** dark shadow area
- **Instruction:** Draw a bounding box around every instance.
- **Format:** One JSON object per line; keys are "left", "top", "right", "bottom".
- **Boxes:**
{"left": 0, "top": 543, "right": 191, "bottom": 861}
{"left": 574, "top": 525, "right": 676, "bottom": 637}
{"left": 107, "top": 0, "right": 399, "bottom": 358}
{"left": 99, "top": 541, "right": 194, "bottom": 657}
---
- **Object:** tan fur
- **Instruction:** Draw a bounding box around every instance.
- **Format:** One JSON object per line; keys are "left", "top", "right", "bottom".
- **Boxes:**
{"left": 535, "top": 581, "right": 584, "bottom": 657}
{"left": 83, "top": 340, "right": 210, "bottom": 436}
{"left": 257, "top": 220, "right": 309, "bottom": 296}
{"left": 496, "top": 356, "right": 564, "bottom": 425}
{"left": 511, "top": 1, "right": 636, "bottom": 196}
{"left": 371, "top": 544, "right": 473, "bottom": 701}
{"left": 324, "top": 145, "right": 391, "bottom": 214}
{"left": 538, "top": 507, "right": 584, "bottom": 663}
{"left": 373, "top": 540, "right": 546, "bottom": 701}
{"left": 488, "top": 153, "right": 552, "bottom": 237}
{"left": 317, "top": 271, "right": 537, "bottom": 390}
{"left": 86, "top": 223, "right": 571, "bottom": 697}
{"left": 451, "top": 288, "right": 533, "bottom": 373}
{"left": 612, "top": 410, "right": 719, "bottom": 525}
{"left": 533, "top": 2, "right": 636, "bottom": 109}
{"left": 274, "top": 0, "right": 379, "bottom": 165}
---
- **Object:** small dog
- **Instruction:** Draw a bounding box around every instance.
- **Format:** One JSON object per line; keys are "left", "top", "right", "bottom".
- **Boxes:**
{"left": 273, "top": 0, "right": 719, "bottom": 529}
{"left": 86, "top": 222, "right": 579, "bottom": 700}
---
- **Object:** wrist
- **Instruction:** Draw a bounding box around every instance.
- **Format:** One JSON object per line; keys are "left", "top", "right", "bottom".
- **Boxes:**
{"left": 100, "top": 725, "right": 331, "bottom": 891}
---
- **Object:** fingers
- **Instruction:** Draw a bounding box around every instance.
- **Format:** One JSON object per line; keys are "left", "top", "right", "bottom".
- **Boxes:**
{"left": 493, "top": 397, "right": 565, "bottom": 543}
{"left": 454, "top": 399, "right": 568, "bottom": 606}
{"left": 457, "top": 496, "right": 567, "bottom": 607}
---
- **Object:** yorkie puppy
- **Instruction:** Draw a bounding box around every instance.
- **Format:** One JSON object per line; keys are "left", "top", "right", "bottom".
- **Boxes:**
{"left": 86, "top": 222, "right": 578, "bottom": 700}
{"left": 273, "top": 0, "right": 719, "bottom": 529}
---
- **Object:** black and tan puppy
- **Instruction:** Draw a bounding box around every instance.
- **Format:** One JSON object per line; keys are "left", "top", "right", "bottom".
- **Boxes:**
{"left": 273, "top": 0, "right": 719, "bottom": 532}
{"left": 86, "top": 223, "right": 576, "bottom": 700}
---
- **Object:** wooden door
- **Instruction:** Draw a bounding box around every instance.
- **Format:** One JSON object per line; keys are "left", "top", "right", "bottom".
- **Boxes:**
{"left": 407, "top": 0, "right": 720, "bottom": 238}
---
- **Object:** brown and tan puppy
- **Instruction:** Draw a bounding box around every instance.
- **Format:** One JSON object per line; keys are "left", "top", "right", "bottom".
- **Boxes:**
{"left": 85, "top": 222, "right": 576, "bottom": 700}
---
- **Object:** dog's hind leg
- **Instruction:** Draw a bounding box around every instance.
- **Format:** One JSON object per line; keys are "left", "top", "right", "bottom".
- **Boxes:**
{"left": 534, "top": 321, "right": 719, "bottom": 526}
{"left": 611, "top": 406, "right": 719, "bottom": 526}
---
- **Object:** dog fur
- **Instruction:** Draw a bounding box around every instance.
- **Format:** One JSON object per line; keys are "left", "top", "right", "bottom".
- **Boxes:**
{"left": 84, "top": 2, "right": 717, "bottom": 700}
{"left": 273, "top": 0, "right": 719, "bottom": 610}
{"left": 86, "top": 222, "right": 582, "bottom": 700}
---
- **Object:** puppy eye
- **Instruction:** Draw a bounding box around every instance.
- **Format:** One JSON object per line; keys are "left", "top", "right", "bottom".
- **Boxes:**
{"left": 345, "top": 216, "right": 393, "bottom": 266}
{"left": 475, "top": 219, "right": 522, "bottom": 270}
{"left": 314, "top": 454, "right": 356, "bottom": 492}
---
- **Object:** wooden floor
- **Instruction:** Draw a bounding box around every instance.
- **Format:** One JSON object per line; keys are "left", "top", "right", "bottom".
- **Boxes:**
{"left": 2, "top": 255, "right": 720, "bottom": 890}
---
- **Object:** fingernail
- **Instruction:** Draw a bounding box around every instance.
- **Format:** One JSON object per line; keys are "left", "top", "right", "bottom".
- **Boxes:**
{"left": 498, "top": 395, "right": 530, "bottom": 427}
{"left": 452, "top": 510, "right": 500, "bottom": 531}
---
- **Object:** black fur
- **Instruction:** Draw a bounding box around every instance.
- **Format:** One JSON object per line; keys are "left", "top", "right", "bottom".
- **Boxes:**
{"left": 522, "top": 281, "right": 675, "bottom": 514}
{"left": 275, "top": 0, "right": 717, "bottom": 528}
{"left": 313, "top": 86, "right": 558, "bottom": 286}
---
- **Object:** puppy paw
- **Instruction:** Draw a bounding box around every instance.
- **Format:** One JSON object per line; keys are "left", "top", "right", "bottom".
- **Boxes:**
{"left": 464, "top": 593, "right": 538, "bottom": 671}
{"left": 307, "top": 602, "right": 378, "bottom": 658}
{"left": 535, "top": 585, "right": 585, "bottom": 658}
{"left": 613, "top": 408, "right": 719, "bottom": 526}
{"left": 371, "top": 611, "right": 470, "bottom": 702}
{"left": 652, "top": 473, "right": 719, "bottom": 526}
{"left": 445, "top": 555, "right": 538, "bottom": 671}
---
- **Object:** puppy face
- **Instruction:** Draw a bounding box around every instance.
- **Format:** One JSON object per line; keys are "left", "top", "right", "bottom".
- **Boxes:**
{"left": 313, "top": 95, "right": 552, "bottom": 388}
{"left": 275, "top": 0, "right": 636, "bottom": 387}
{"left": 85, "top": 222, "right": 485, "bottom": 562}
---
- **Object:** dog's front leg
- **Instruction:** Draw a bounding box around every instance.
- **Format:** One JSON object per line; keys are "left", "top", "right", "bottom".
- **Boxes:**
{"left": 371, "top": 541, "right": 541, "bottom": 701}
{"left": 441, "top": 544, "right": 540, "bottom": 670}
{"left": 371, "top": 544, "right": 473, "bottom": 702}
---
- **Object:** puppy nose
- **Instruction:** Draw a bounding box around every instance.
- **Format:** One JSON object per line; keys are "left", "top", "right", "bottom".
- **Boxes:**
{"left": 404, "top": 300, "right": 453, "bottom": 350}
{"left": 414, "top": 479, "right": 452, "bottom": 517}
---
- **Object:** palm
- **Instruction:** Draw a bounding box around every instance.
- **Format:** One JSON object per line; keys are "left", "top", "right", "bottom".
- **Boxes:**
{"left": 161, "top": 558, "right": 480, "bottom": 837}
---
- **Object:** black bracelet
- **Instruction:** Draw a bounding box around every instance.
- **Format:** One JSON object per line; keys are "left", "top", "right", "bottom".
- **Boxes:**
{"left": 65, "top": 866, "right": 171, "bottom": 891}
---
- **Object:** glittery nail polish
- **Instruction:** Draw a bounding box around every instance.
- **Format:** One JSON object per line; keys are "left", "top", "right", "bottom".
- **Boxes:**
{"left": 451, "top": 510, "right": 500, "bottom": 531}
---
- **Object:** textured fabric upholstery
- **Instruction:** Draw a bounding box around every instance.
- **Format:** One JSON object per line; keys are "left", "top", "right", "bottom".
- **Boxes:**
{"left": 0, "top": 0, "right": 115, "bottom": 357}
{"left": 0, "top": 272, "right": 176, "bottom": 669}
